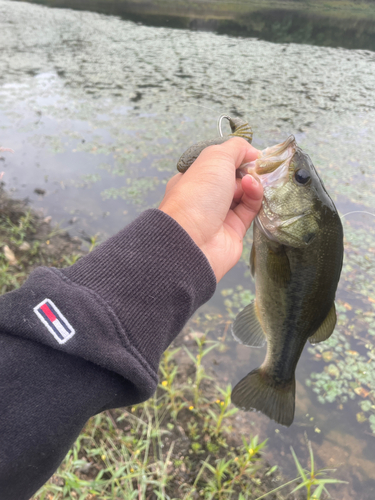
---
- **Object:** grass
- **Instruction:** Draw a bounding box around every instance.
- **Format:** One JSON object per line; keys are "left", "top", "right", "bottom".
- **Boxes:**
{"left": 0, "top": 187, "right": 84, "bottom": 293}
{"left": 32, "top": 338, "right": 277, "bottom": 500}
{"left": 255, "top": 439, "right": 347, "bottom": 500}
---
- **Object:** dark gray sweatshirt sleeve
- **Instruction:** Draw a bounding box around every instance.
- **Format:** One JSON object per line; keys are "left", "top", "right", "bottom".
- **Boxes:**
{"left": 0, "top": 209, "right": 216, "bottom": 500}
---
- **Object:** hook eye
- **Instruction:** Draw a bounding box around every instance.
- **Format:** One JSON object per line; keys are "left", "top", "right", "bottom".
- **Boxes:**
{"left": 217, "top": 114, "right": 232, "bottom": 137}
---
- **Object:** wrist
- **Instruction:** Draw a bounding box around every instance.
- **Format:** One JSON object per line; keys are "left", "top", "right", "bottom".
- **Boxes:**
{"left": 159, "top": 205, "right": 219, "bottom": 281}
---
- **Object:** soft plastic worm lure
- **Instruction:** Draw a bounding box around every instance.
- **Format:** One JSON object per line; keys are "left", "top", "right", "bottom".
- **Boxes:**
{"left": 177, "top": 115, "right": 253, "bottom": 173}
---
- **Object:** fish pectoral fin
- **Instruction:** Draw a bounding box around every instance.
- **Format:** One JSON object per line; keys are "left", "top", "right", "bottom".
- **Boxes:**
{"left": 309, "top": 303, "right": 337, "bottom": 344}
{"left": 266, "top": 247, "right": 290, "bottom": 286}
{"left": 250, "top": 244, "right": 256, "bottom": 277}
{"left": 231, "top": 368, "right": 295, "bottom": 427}
{"left": 232, "top": 301, "right": 266, "bottom": 347}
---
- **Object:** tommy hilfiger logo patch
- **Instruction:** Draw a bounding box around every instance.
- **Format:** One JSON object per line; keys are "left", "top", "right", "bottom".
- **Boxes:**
{"left": 34, "top": 299, "right": 76, "bottom": 344}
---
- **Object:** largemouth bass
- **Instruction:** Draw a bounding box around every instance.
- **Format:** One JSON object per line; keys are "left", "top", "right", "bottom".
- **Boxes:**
{"left": 232, "top": 136, "right": 343, "bottom": 426}
{"left": 176, "top": 117, "right": 343, "bottom": 426}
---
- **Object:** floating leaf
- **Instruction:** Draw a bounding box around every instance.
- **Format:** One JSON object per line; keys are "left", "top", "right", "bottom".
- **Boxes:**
{"left": 327, "top": 364, "right": 340, "bottom": 378}
{"left": 356, "top": 412, "right": 367, "bottom": 423}
{"left": 360, "top": 400, "right": 372, "bottom": 412}
{"left": 354, "top": 386, "right": 370, "bottom": 398}
{"left": 322, "top": 351, "right": 333, "bottom": 362}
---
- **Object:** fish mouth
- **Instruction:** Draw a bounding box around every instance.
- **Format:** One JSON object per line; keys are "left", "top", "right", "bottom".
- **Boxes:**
{"left": 241, "top": 135, "right": 310, "bottom": 243}
{"left": 239, "top": 135, "right": 297, "bottom": 188}
{"left": 255, "top": 135, "right": 296, "bottom": 175}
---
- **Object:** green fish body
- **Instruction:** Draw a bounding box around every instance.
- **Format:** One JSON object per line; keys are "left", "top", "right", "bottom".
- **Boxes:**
{"left": 231, "top": 136, "right": 344, "bottom": 426}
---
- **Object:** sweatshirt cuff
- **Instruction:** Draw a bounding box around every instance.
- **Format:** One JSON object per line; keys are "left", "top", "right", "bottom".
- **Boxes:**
{"left": 58, "top": 208, "right": 216, "bottom": 384}
{"left": 0, "top": 210, "right": 216, "bottom": 403}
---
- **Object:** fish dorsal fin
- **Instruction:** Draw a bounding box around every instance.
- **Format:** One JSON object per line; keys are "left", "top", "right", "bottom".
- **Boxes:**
{"left": 232, "top": 301, "right": 266, "bottom": 347}
{"left": 309, "top": 303, "right": 336, "bottom": 344}
{"left": 250, "top": 244, "right": 256, "bottom": 277}
{"left": 266, "top": 247, "right": 290, "bottom": 286}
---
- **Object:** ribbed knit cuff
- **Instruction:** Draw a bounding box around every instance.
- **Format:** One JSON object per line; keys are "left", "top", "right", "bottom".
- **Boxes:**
{"left": 60, "top": 209, "right": 216, "bottom": 374}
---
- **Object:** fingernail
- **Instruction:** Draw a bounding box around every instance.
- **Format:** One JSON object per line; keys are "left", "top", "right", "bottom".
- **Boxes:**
{"left": 247, "top": 174, "right": 259, "bottom": 186}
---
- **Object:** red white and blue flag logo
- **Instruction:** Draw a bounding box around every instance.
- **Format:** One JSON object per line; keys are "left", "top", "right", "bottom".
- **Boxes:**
{"left": 34, "top": 298, "right": 76, "bottom": 344}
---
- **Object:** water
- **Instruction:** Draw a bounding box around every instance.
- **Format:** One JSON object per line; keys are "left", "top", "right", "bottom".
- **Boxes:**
{"left": 1, "top": 1, "right": 375, "bottom": 497}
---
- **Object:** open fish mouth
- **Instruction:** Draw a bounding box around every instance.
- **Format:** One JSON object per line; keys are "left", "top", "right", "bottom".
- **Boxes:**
{"left": 239, "top": 135, "right": 297, "bottom": 188}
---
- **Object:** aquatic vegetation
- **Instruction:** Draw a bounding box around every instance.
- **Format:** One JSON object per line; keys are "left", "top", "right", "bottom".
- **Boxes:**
{"left": 221, "top": 286, "right": 255, "bottom": 320}
{"left": 304, "top": 218, "right": 375, "bottom": 436}
{"left": 306, "top": 327, "right": 375, "bottom": 435}
{"left": 101, "top": 177, "right": 160, "bottom": 205}
{"left": 255, "top": 439, "right": 346, "bottom": 500}
{"left": 2, "top": 0, "right": 375, "bottom": 230}
{"left": 1, "top": 210, "right": 35, "bottom": 246}
{"left": 0, "top": 188, "right": 84, "bottom": 293}
{"left": 184, "top": 332, "right": 219, "bottom": 407}
{"left": 159, "top": 347, "right": 188, "bottom": 420}
{"left": 209, "top": 385, "right": 239, "bottom": 436}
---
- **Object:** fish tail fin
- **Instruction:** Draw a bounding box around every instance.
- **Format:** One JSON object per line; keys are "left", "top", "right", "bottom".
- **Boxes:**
{"left": 231, "top": 368, "right": 295, "bottom": 427}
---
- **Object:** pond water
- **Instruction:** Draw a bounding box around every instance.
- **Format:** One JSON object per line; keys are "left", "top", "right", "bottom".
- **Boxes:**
{"left": 1, "top": 1, "right": 375, "bottom": 498}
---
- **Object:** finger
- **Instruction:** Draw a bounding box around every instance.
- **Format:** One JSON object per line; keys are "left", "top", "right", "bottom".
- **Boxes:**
{"left": 230, "top": 200, "right": 239, "bottom": 211}
{"left": 234, "top": 175, "right": 263, "bottom": 231}
{"left": 225, "top": 175, "right": 263, "bottom": 239}
{"left": 195, "top": 137, "right": 260, "bottom": 174}
{"left": 221, "top": 137, "right": 260, "bottom": 169}
{"left": 233, "top": 178, "right": 243, "bottom": 204}
{"left": 241, "top": 173, "right": 263, "bottom": 200}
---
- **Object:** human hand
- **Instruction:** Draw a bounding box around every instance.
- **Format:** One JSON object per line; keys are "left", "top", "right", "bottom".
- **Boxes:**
{"left": 159, "top": 137, "right": 263, "bottom": 282}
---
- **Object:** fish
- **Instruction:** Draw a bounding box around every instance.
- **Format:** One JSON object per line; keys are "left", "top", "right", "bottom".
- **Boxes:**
{"left": 231, "top": 135, "right": 344, "bottom": 426}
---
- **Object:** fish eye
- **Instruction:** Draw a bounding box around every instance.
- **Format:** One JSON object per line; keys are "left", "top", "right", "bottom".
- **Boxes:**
{"left": 294, "top": 168, "right": 311, "bottom": 185}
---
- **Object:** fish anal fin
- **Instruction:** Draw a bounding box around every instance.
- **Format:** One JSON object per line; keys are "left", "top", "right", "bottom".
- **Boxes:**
{"left": 309, "top": 303, "right": 336, "bottom": 344}
{"left": 266, "top": 247, "right": 290, "bottom": 286}
{"left": 250, "top": 244, "right": 256, "bottom": 277}
{"left": 231, "top": 368, "right": 295, "bottom": 427}
{"left": 232, "top": 301, "right": 266, "bottom": 347}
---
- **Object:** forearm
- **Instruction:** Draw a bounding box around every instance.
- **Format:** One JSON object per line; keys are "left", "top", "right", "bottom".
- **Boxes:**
{"left": 0, "top": 209, "right": 216, "bottom": 499}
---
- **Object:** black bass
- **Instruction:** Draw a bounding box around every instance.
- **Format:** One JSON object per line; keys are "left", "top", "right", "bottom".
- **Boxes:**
{"left": 231, "top": 136, "right": 343, "bottom": 426}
